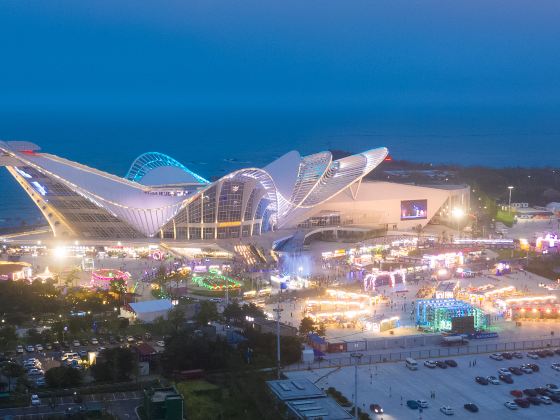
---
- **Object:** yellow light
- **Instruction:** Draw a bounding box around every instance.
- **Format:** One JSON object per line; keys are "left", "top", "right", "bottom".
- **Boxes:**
{"left": 532, "top": 308, "right": 538, "bottom": 313}
{"left": 452, "top": 208, "right": 465, "bottom": 219}
{"left": 546, "top": 308, "right": 552, "bottom": 314}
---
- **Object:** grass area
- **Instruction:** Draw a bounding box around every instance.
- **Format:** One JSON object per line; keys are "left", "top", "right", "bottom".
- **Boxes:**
{"left": 495, "top": 209, "right": 515, "bottom": 227}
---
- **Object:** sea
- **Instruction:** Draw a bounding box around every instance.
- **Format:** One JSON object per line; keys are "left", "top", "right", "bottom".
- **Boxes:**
{"left": 1, "top": 107, "right": 559, "bottom": 228}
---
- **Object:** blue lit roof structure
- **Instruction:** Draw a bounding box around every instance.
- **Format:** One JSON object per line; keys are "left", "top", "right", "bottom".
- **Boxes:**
{"left": 125, "top": 152, "right": 209, "bottom": 184}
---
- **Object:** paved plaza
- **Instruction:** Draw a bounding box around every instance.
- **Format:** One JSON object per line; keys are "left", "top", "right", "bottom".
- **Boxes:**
{"left": 286, "top": 351, "right": 560, "bottom": 419}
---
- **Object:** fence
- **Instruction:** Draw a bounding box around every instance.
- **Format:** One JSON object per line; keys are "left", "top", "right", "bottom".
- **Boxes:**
{"left": 285, "top": 337, "right": 560, "bottom": 372}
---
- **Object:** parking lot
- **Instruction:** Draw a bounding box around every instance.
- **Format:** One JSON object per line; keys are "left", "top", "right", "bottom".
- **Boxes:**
{"left": 286, "top": 350, "right": 560, "bottom": 419}
{"left": 0, "top": 390, "right": 142, "bottom": 419}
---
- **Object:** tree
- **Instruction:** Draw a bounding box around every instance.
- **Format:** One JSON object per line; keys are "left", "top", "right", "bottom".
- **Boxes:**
{"left": 196, "top": 301, "right": 219, "bottom": 325}
{"left": 1, "top": 363, "right": 24, "bottom": 391}
{"left": 45, "top": 366, "right": 83, "bottom": 388}
{"left": 168, "top": 306, "right": 186, "bottom": 334}
{"left": 0, "top": 326, "right": 17, "bottom": 351}
{"left": 223, "top": 302, "right": 243, "bottom": 323}
{"left": 298, "top": 317, "right": 315, "bottom": 336}
{"left": 412, "top": 224, "right": 424, "bottom": 248}
{"left": 162, "top": 334, "right": 229, "bottom": 373}
{"left": 241, "top": 303, "right": 265, "bottom": 319}
{"left": 63, "top": 268, "right": 81, "bottom": 288}
{"left": 91, "top": 347, "right": 136, "bottom": 382}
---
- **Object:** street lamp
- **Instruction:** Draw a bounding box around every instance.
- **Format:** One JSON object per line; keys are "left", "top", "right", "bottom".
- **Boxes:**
{"left": 350, "top": 352, "right": 363, "bottom": 420}
{"left": 508, "top": 186, "right": 514, "bottom": 213}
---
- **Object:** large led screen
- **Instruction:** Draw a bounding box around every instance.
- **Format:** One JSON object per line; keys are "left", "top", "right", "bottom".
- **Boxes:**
{"left": 401, "top": 199, "right": 427, "bottom": 220}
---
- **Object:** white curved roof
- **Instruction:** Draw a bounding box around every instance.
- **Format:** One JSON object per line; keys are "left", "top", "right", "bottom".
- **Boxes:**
{"left": 263, "top": 150, "right": 301, "bottom": 199}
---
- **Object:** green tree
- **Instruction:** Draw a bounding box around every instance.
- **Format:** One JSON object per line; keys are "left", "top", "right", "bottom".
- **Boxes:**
{"left": 1, "top": 362, "right": 24, "bottom": 391}
{"left": 168, "top": 306, "right": 186, "bottom": 334}
{"left": 91, "top": 347, "right": 136, "bottom": 382}
{"left": 196, "top": 301, "right": 219, "bottom": 326}
{"left": 223, "top": 302, "right": 243, "bottom": 323}
{"left": 298, "top": 317, "right": 315, "bottom": 336}
{"left": 63, "top": 268, "right": 81, "bottom": 288}
{"left": 45, "top": 366, "right": 83, "bottom": 388}
{"left": 162, "top": 334, "right": 229, "bottom": 373}
{"left": 0, "top": 326, "right": 17, "bottom": 351}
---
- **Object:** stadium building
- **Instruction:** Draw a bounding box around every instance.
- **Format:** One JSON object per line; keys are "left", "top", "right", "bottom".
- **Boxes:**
{"left": 0, "top": 141, "right": 468, "bottom": 242}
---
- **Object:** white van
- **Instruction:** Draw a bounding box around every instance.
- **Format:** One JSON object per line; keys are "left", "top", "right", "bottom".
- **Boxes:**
{"left": 406, "top": 358, "right": 418, "bottom": 370}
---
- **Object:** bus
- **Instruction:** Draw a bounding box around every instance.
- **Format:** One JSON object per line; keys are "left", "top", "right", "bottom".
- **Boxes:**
{"left": 405, "top": 358, "right": 418, "bottom": 370}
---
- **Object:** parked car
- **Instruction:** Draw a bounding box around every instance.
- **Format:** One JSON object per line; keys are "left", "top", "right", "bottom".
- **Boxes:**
{"left": 527, "top": 396, "right": 542, "bottom": 406}
{"left": 440, "top": 406, "right": 454, "bottom": 415}
{"left": 416, "top": 400, "right": 429, "bottom": 408}
{"left": 527, "top": 363, "right": 540, "bottom": 372}
{"left": 16, "top": 345, "right": 24, "bottom": 354}
{"left": 45, "top": 343, "right": 52, "bottom": 350}
{"left": 520, "top": 366, "right": 533, "bottom": 374}
{"left": 498, "top": 368, "right": 511, "bottom": 376}
{"left": 435, "top": 361, "right": 448, "bottom": 369}
{"left": 555, "top": 348, "right": 560, "bottom": 355}
{"left": 508, "top": 367, "right": 523, "bottom": 376}
{"left": 26, "top": 345, "right": 35, "bottom": 352}
{"left": 72, "top": 340, "right": 80, "bottom": 347}
{"left": 407, "top": 400, "right": 419, "bottom": 409}
{"left": 538, "top": 396, "right": 552, "bottom": 405}
{"left": 546, "top": 383, "right": 560, "bottom": 392}
{"left": 510, "top": 390, "right": 523, "bottom": 398}
{"left": 512, "top": 352, "right": 524, "bottom": 359}
{"left": 504, "top": 401, "right": 518, "bottom": 410}
{"left": 552, "top": 363, "right": 560, "bottom": 371}
{"left": 126, "top": 336, "right": 135, "bottom": 343}
{"left": 513, "top": 398, "right": 530, "bottom": 408}
{"left": 487, "top": 376, "right": 500, "bottom": 385}
{"left": 30, "top": 394, "right": 41, "bottom": 406}
{"left": 475, "top": 376, "right": 489, "bottom": 385}
{"left": 90, "top": 338, "right": 98, "bottom": 345}
{"left": 464, "top": 403, "right": 478, "bottom": 413}
{"left": 523, "top": 389, "right": 538, "bottom": 397}
{"left": 501, "top": 352, "right": 513, "bottom": 360}
{"left": 550, "top": 394, "right": 560, "bottom": 403}
{"left": 156, "top": 340, "right": 165, "bottom": 347}
{"left": 35, "top": 344, "right": 43, "bottom": 352}
{"left": 490, "top": 353, "right": 503, "bottom": 361}
{"left": 527, "top": 352, "right": 539, "bottom": 359}
{"left": 535, "top": 387, "right": 549, "bottom": 396}
{"left": 35, "top": 377, "right": 46, "bottom": 387}
{"left": 499, "top": 374, "right": 513, "bottom": 384}
{"left": 444, "top": 359, "right": 457, "bottom": 367}
{"left": 370, "top": 403, "right": 383, "bottom": 414}
{"left": 424, "top": 360, "right": 436, "bottom": 369}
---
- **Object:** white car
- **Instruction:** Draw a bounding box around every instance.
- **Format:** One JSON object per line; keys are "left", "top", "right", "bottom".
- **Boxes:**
{"left": 520, "top": 366, "right": 533, "bottom": 374}
{"left": 538, "top": 396, "right": 552, "bottom": 405}
{"left": 490, "top": 353, "right": 503, "bottom": 361}
{"left": 498, "top": 368, "right": 511, "bottom": 376}
{"left": 27, "top": 368, "right": 44, "bottom": 376}
{"left": 26, "top": 345, "right": 35, "bottom": 352}
{"left": 416, "top": 400, "right": 429, "bottom": 408}
{"left": 552, "top": 363, "right": 560, "bottom": 371}
{"left": 487, "top": 376, "right": 500, "bottom": 385}
{"left": 424, "top": 360, "right": 437, "bottom": 368}
{"left": 35, "top": 344, "right": 43, "bottom": 352}
{"left": 440, "top": 406, "right": 454, "bottom": 415}
{"left": 91, "top": 338, "right": 99, "bottom": 345}
{"left": 527, "top": 352, "right": 539, "bottom": 359}
{"left": 504, "top": 401, "right": 518, "bottom": 410}
{"left": 31, "top": 394, "right": 41, "bottom": 406}
{"left": 546, "top": 383, "right": 560, "bottom": 393}
{"left": 127, "top": 336, "right": 135, "bottom": 343}
{"left": 73, "top": 340, "right": 81, "bottom": 347}
{"left": 16, "top": 345, "right": 24, "bottom": 354}
{"left": 156, "top": 340, "right": 165, "bottom": 347}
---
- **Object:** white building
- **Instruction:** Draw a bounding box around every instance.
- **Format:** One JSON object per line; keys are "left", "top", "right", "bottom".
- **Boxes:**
{"left": 122, "top": 299, "right": 174, "bottom": 323}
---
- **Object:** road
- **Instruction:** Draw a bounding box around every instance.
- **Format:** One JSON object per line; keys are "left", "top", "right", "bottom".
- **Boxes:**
{"left": 0, "top": 391, "right": 142, "bottom": 419}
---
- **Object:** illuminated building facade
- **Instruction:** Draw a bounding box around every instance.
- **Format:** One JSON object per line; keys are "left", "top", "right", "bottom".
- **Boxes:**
{"left": 0, "top": 141, "right": 389, "bottom": 240}
{"left": 415, "top": 298, "right": 487, "bottom": 333}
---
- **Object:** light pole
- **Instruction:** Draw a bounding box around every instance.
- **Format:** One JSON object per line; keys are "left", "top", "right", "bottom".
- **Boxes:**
{"left": 273, "top": 285, "right": 285, "bottom": 379}
{"left": 508, "top": 186, "right": 514, "bottom": 213}
{"left": 350, "top": 352, "right": 363, "bottom": 420}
